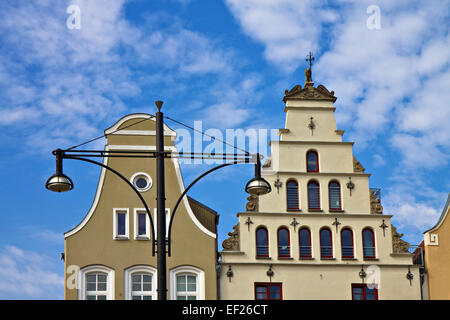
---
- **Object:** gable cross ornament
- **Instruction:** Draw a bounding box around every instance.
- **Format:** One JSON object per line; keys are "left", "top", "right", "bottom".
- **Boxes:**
{"left": 274, "top": 176, "right": 283, "bottom": 194}
{"left": 308, "top": 117, "right": 316, "bottom": 135}
{"left": 245, "top": 217, "right": 254, "bottom": 231}
{"left": 290, "top": 218, "right": 300, "bottom": 232}
{"left": 332, "top": 217, "right": 341, "bottom": 232}
{"left": 379, "top": 219, "right": 388, "bottom": 237}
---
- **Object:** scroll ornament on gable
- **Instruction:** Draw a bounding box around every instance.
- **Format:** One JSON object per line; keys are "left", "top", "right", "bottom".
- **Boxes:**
{"left": 222, "top": 223, "right": 240, "bottom": 251}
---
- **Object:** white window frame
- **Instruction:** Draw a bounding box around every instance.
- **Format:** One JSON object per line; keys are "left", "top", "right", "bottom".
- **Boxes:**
{"left": 113, "top": 208, "right": 129, "bottom": 239}
{"left": 78, "top": 265, "right": 115, "bottom": 300}
{"left": 169, "top": 265, "right": 205, "bottom": 300}
{"left": 153, "top": 208, "right": 170, "bottom": 239}
{"left": 134, "top": 208, "right": 151, "bottom": 240}
{"left": 124, "top": 265, "right": 157, "bottom": 300}
{"left": 130, "top": 172, "right": 152, "bottom": 192}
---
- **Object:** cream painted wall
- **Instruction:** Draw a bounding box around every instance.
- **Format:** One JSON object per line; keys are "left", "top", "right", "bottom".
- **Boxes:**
{"left": 219, "top": 264, "right": 420, "bottom": 300}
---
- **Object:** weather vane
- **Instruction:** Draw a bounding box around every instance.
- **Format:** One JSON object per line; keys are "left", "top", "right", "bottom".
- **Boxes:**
{"left": 305, "top": 52, "right": 315, "bottom": 85}
{"left": 306, "top": 52, "right": 315, "bottom": 68}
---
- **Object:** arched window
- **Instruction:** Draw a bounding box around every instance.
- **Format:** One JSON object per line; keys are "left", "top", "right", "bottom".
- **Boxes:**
{"left": 341, "top": 228, "right": 354, "bottom": 259}
{"left": 277, "top": 227, "right": 290, "bottom": 257}
{"left": 176, "top": 274, "right": 198, "bottom": 300}
{"left": 169, "top": 266, "right": 205, "bottom": 300}
{"left": 306, "top": 151, "right": 319, "bottom": 172}
{"left": 79, "top": 265, "right": 114, "bottom": 300}
{"left": 85, "top": 272, "right": 108, "bottom": 300}
{"left": 329, "top": 181, "right": 342, "bottom": 211}
{"left": 362, "top": 228, "right": 376, "bottom": 259}
{"left": 320, "top": 228, "right": 333, "bottom": 258}
{"left": 125, "top": 266, "right": 157, "bottom": 300}
{"left": 286, "top": 180, "right": 299, "bottom": 210}
{"left": 131, "top": 273, "right": 153, "bottom": 300}
{"left": 308, "top": 181, "right": 321, "bottom": 210}
{"left": 299, "top": 228, "right": 312, "bottom": 258}
{"left": 256, "top": 227, "right": 269, "bottom": 257}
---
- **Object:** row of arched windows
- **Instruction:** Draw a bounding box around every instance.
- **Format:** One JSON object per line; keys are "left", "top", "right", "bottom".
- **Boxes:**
{"left": 79, "top": 265, "right": 204, "bottom": 300}
{"left": 256, "top": 227, "right": 376, "bottom": 260}
{"left": 286, "top": 180, "right": 342, "bottom": 211}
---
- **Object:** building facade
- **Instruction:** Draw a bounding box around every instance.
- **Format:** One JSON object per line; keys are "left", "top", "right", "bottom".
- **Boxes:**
{"left": 219, "top": 69, "right": 421, "bottom": 300}
{"left": 419, "top": 193, "right": 450, "bottom": 299}
{"left": 64, "top": 114, "right": 219, "bottom": 300}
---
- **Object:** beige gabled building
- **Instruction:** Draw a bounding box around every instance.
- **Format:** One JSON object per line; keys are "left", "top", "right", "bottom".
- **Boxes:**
{"left": 219, "top": 69, "right": 421, "bottom": 300}
{"left": 64, "top": 114, "right": 219, "bottom": 300}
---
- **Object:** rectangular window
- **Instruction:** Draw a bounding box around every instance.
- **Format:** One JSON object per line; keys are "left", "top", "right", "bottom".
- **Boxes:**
{"left": 351, "top": 284, "right": 378, "bottom": 300}
{"left": 176, "top": 275, "right": 197, "bottom": 300}
{"left": 86, "top": 273, "right": 108, "bottom": 300}
{"left": 138, "top": 213, "right": 146, "bottom": 235}
{"left": 117, "top": 213, "right": 126, "bottom": 235}
{"left": 153, "top": 208, "right": 170, "bottom": 239}
{"left": 134, "top": 209, "right": 150, "bottom": 240}
{"left": 113, "top": 208, "right": 129, "bottom": 239}
{"left": 254, "top": 283, "right": 282, "bottom": 300}
{"left": 131, "top": 274, "right": 153, "bottom": 300}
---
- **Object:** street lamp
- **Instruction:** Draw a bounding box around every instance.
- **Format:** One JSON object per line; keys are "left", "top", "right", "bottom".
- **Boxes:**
{"left": 45, "top": 148, "right": 73, "bottom": 192}
{"left": 45, "top": 101, "right": 271, "bottom": 300}
{"left": 245, "top": 154, "right": 271, "bottom": 196}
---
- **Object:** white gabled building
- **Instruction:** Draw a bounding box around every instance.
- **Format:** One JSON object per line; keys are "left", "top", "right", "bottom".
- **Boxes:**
{"left": 219, "top": 67, "right": 421, "bottom": 300}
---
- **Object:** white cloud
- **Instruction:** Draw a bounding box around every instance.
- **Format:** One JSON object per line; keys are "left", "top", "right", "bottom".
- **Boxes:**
{"left": 384, "top": 192, "right": 441, "bottom": 231}
{"left": 0, "top": 246, "right": 63, "bottom": 299}
{"left": 225, "top": 0, "right": 337, "bottom": 71}
{"left": 202, "top": 102, "right": 249, "bottom": 128}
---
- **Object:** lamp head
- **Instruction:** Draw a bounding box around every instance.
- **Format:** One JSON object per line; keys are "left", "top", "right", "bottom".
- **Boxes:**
{"left": 45, "top": 173, "right": 74, "bottom": 192}
{"left": 45, "top": 148, "right": 74, "bottom": 192}
{"left": 245, "top": 176, "right": 271, "bottom": 196}
{"left": 245, "top": 153, "right": 271, "bottom": 196}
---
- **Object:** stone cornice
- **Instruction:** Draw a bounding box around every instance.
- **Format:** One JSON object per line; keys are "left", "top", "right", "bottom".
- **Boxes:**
{"left": 236, "top": 212, "right": 392, "bottom": 218}
{"left": 218, "top": 260, "right": 416, "bottom": 267}
{"left": 283, "top": 84, "right": 337, "bottom": 103}
{"left": 283, "top": 106, "right": 336, "bottom": 112}
{"left": 273, "top": 140, "right": 354, "bottom": 145}
{"left": 262, "top": 171, "right": 371, "bottom": 177}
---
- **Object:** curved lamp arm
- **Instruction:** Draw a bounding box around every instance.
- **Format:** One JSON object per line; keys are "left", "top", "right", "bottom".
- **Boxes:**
{"left": 167, "top": 160, "right": 248, "bottom": 256}
{"left": 64, "top": 155, "right": 157, "bottom": 256}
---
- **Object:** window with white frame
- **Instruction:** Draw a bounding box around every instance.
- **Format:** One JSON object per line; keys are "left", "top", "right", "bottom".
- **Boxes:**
{"left": 134, "top": 209, "right": 150, "bottom": 240}
{"left": 86, "top": 273, "right": 108, "bottom": 300}
{"left": 153, "top": 208, "right": 170, "bottom": 239}
{"left": 176, "top": 274, "right": 197, "bottom": 300}
{"left": 169, "top": 266, "right": 205, "bottom": 300}
{"left": 79, "top": 265, "right": 114, "bottom": 300}
{"left": 124, "top": 266, "right": 157, "bottom": 300}
{"left": 113, "top": 208, "right": 129, "bottom": 239}
{"left": 130, "top": 172, "right": 152, "bottom": 192}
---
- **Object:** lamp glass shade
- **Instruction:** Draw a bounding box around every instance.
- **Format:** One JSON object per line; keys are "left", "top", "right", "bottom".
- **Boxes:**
{"left": 46, "top": 173, "right": 74, "bottom": 192}
{"left": 245, "top": 177, "right": 271, "bottom": 196}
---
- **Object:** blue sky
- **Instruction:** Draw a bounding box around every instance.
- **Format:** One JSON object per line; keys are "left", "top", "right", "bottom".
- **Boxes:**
{"left": 0, "top": 0, "right": 448, "bottom": 299}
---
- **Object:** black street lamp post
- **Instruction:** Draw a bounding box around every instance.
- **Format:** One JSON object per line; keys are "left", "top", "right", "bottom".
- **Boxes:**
{"left": 46, "top": 100, "right": 271, "bottom": 300}
{"left": 155, "top": 100, "right": 167, "bottom": 300}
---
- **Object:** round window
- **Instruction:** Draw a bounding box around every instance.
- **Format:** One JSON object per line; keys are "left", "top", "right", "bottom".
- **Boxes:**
{"left": 131, "top": 173, "right": 152, "bottom": 192}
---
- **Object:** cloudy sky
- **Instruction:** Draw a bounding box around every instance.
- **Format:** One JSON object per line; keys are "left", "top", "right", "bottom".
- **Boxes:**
{"left": 0, "top": 0, "right": 448, "bottom": 299}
